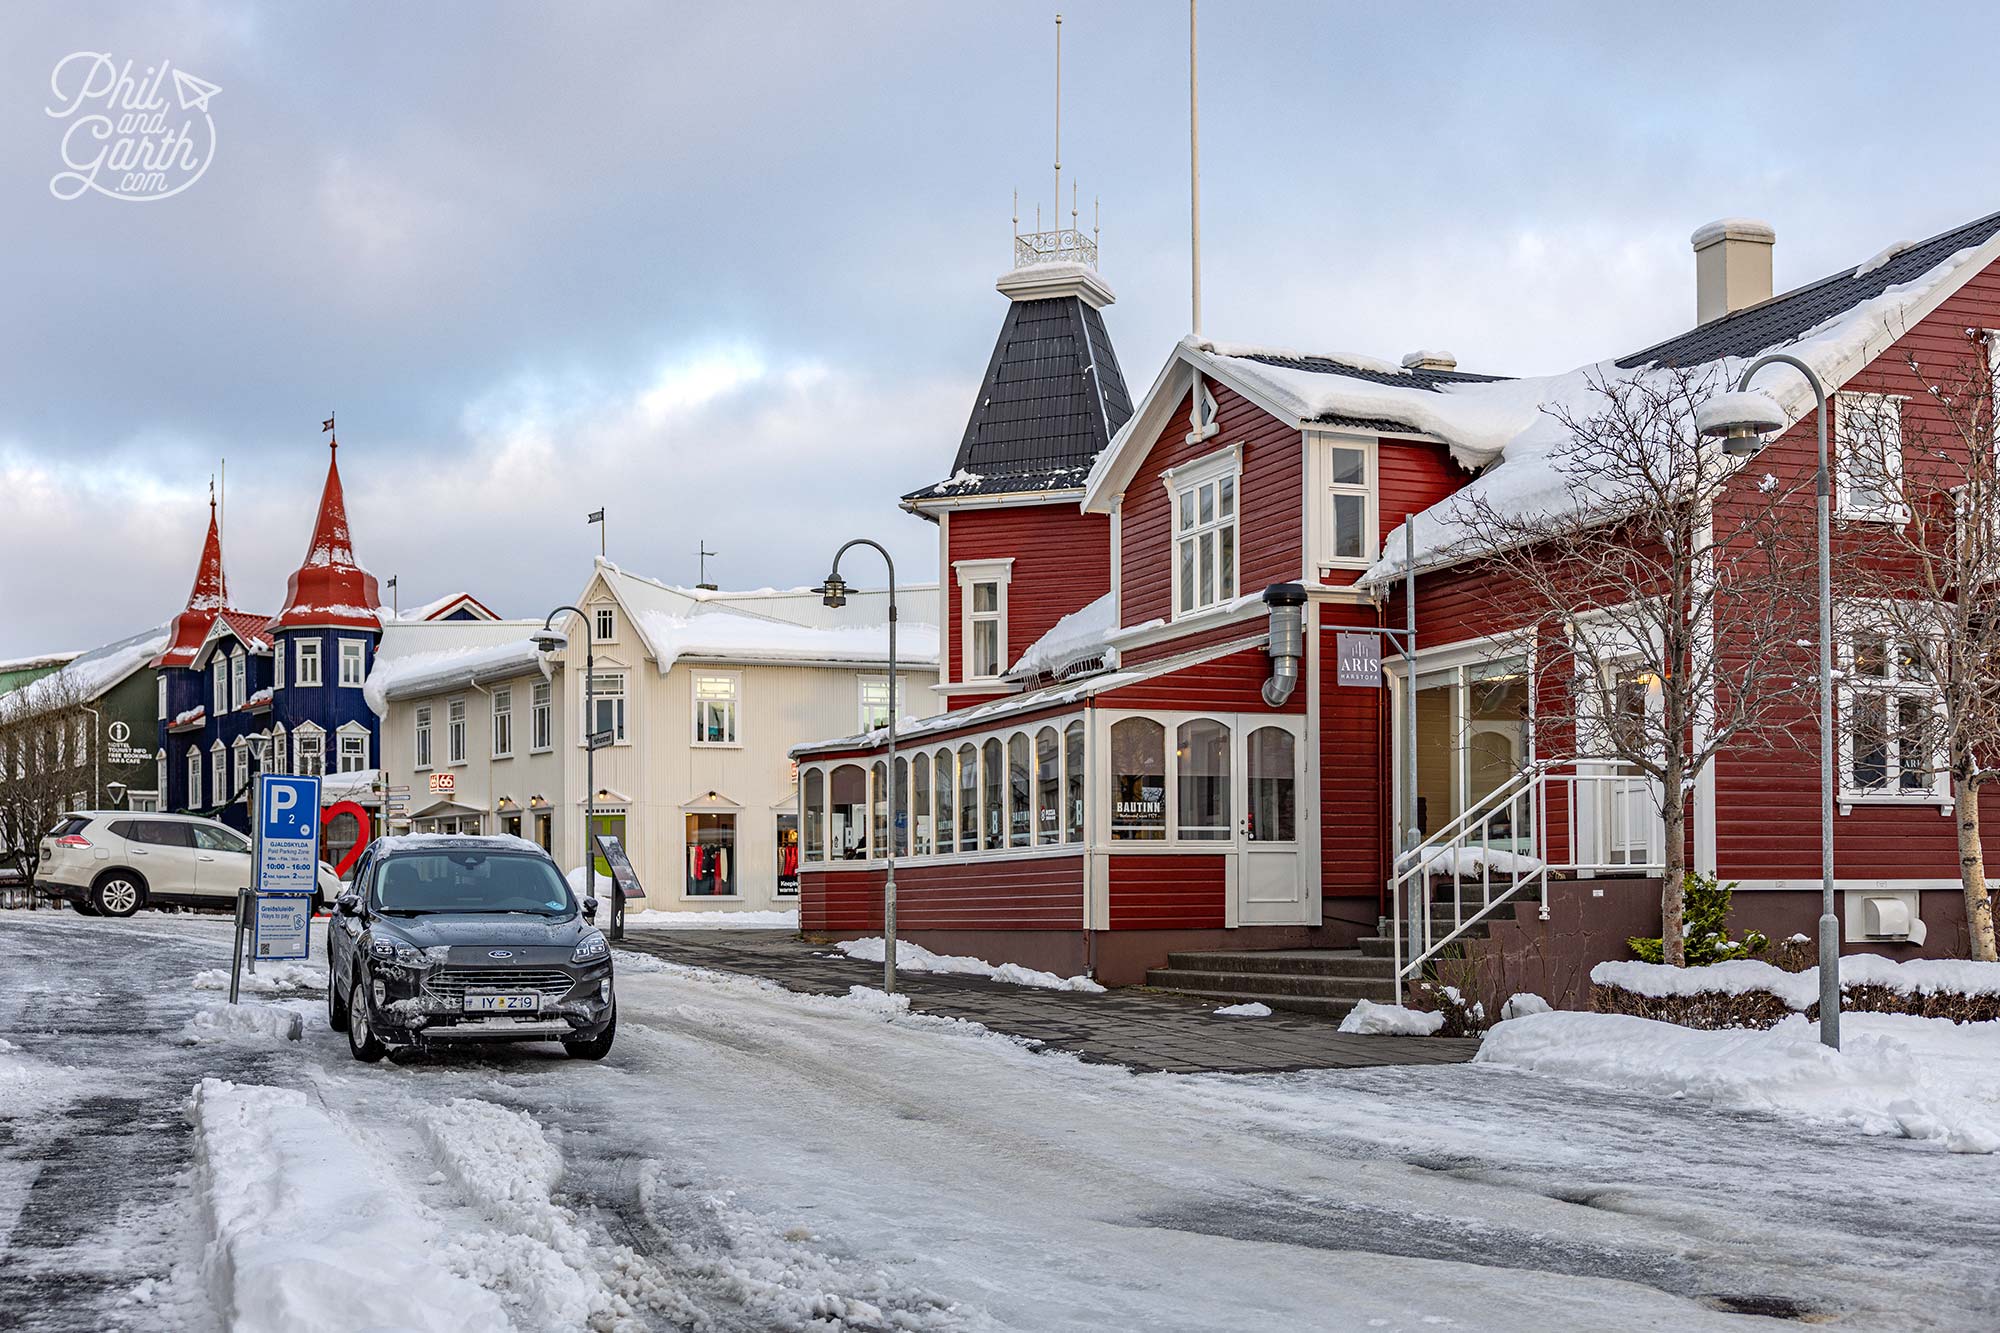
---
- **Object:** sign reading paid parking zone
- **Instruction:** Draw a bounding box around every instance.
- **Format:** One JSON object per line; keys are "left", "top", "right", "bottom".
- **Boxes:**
{"left": 255, "top": 773, "right": 322, "bottom": 894}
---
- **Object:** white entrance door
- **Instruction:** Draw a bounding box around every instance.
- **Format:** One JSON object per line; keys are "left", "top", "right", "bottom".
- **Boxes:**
{"left": 1236, "top": 718, "right": 1308, "bottom": 925}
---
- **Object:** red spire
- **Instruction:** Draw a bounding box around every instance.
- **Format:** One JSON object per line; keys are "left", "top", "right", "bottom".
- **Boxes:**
{"left": 153, "top": 497, "right": 233, "bottom": 668}
{"left": 269, "top": 436, "right": 382, "bottom": 632}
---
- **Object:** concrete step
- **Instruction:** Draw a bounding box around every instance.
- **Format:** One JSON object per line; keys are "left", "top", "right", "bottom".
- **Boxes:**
{"left": 1144, "top": 967, "right": 1397, "bottom": 1003}
{"left": 1161, "top": 948, "right": 1391, "bottom": 980}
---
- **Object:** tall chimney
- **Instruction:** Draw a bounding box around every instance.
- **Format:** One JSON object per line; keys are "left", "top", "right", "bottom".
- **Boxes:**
{"left": 1691, "top": 218, "right": 1775, "bottom": 325}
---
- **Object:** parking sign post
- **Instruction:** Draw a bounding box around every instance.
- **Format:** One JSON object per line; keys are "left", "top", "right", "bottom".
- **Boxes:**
{"left": 227, "top": 774, "right": 322, "bottom": 1002}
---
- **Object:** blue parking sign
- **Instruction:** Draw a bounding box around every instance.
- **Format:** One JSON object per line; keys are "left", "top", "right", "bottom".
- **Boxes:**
{"left": 255, "top": 773, "right": 322, "bottom": 895}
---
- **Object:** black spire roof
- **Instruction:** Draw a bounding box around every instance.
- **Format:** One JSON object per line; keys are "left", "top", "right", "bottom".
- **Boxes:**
{"left": 906, "top": 287, "right": 1132, "bottom": 504}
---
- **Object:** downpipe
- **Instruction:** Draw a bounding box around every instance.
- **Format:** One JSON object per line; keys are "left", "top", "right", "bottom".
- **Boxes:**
{"left": 1260, "top": 583, "right": 1307, "bottom": 707}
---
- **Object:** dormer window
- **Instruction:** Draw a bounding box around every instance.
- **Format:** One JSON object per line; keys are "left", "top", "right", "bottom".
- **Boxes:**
{"left": 1165, "top": 448, "right": 1239, "bottom": 617}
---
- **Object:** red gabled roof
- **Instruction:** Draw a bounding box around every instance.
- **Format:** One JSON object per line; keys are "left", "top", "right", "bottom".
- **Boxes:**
{"left": 269, "top": 437, "right": 382, "bottom": 633}
{"left": 153, "top": 500, "right": 232, "bottom": 669}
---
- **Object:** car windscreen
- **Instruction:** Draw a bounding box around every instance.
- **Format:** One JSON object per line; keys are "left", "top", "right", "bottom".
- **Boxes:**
{"left": 372, "top": 852, "right": 575, "bottom": 916}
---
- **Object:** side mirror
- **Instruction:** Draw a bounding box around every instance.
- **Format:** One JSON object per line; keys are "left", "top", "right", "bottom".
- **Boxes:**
{"left": 336, "top": 892, "right": 361, "bottom": 917}
{"left": 583, "top": 897, "right": 599, "bottom": 924}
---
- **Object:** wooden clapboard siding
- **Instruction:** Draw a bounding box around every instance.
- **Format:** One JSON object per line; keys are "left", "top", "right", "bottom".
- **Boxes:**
{"left": 801, "top": 857, "right": 1086, "bottom": 933}
{"left": 1107, "top": 854, "right": 1227, "bottom": 929}
{"left": 945, "top": 503, "right": 1109, "bottom": 687}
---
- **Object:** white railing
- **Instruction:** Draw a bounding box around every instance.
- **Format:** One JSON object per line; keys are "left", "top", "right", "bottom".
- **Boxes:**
{"left": 1014, "top": 227, "right": 1097, "bottom": 270}
{"left": 1389, "top": 759, "right": 1667, "bottom": 983}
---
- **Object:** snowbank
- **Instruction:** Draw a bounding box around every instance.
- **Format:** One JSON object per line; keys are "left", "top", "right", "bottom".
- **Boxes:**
{"left": 188, "top": 1079, "right": 508, "bottom": 1332}
{"left": 1500, "top": 992, "right": 1552, "bottom": 1020}
{"left": 1593, "top": 956, "right": 2000, "bottom": 1011}
{"left": 835, "top": 937, "right": 1105, "bottom": 992}
{"left": 1213, "top": 1002, "right": 1273, "bottom": 1017}
{"left": 193, "top": 961, "right": 323, "bottom": 993}
{"left": 1478, "top": 1010, "right": 2000, "bottom": 1154}
{"left": 179, "top": 1002, "right": 308, "bottom": 1044}
{"left": 623, "top": 906, "right": 800, "bottom": 930}
{"left": 1337, "top": 1000, "right": 1445, "bottom": 1036}
{"left": 0, "top": 1036, "right": 81, "bottom": 1111}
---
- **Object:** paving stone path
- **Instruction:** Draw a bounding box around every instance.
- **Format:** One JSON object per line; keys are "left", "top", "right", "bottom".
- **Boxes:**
{"left": 613, "top": 929, "right": 1480, "bottom": 1074}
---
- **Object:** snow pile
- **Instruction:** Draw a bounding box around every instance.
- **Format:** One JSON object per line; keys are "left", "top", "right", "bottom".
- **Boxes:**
{"left": 1337, "top": 1000, "right": 1446, "bottom": 1036}
{"left": 188, "top": 1079, "right": 508, "bottom": 1332}
{"left": 0, "top": 1036, "right": 81, "bottom": 1111}
{"left": 835, "top": 937, "right": 1106, "bottom": 992}
{"left": 1500, "top": 992, "right": 1553, "bottom": 1020}
{"left": 623, "top": 907, "right": 800, "bottom": 930}
{"left": 193, "top": 961, "right": 323, "bottom": 993}
{"left": 837, "top": 984, "right": 915, "bottom": 1019}
{"left": 1008, "top": 592, "right": 1116, "bottom": 680}
{"left": 1408, "top": 844, "right": 1545, "bottom": 879}
{"left": 178, "top": 1001, "right": 306, "bottom": 1044}
{"left": 1213, "top": 1001, "right": 1273, "bottom": 1017}
{"left": 1591, "top": 956, "right": 2000, "bottom": 1010}
{"left": 1479, "top": 1010, "right": 2000, "bottom": 1153}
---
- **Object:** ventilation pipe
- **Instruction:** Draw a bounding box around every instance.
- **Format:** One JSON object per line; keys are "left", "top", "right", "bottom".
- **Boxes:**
{"left": 1261, "top": 583, "right": 1307, "bottom": 707}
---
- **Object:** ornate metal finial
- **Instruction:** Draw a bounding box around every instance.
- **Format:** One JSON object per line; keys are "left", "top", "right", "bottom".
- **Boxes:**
{"left": 1011, "top": 11, "right": 1098, "bottom": 272}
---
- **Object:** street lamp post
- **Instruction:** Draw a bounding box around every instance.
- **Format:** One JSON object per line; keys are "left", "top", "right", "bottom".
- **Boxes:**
{"left": 817, "top": 540, "right": 900, "bottom": 995}
{"left": 533, "top": 607, "right": 613, "bottom": 939}
{"left": 1697, "top": 356, "right": 1840, "bottom": 1049}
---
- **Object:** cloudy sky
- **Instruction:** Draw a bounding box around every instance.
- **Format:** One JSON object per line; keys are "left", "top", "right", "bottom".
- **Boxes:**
{"left": 4, "top": 1, "right": 1997, "bottom": 657}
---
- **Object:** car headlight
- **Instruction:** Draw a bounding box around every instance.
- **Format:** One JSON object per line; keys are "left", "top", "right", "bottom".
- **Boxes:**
{"left": 368, "top": 940, "right": 429, "bottom": 967}
{"left": 571, "top": 931, "right": 609, "bottom": 964}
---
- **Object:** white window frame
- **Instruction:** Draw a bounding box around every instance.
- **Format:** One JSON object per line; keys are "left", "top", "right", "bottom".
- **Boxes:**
{"left": 212, "top": 661, "right": 228, "bottom": 716}
{"left": 447, "top": 697, "right": 467, "bottom": 765}
{"left": 273, "top": 645, "right": 284, "bottom": 690}
{"left": 232, "top": 736, "right": 250, "bottom": 794}
{"left": 857, "top": 676, "right": 902, "bottom": 731}
{"left": 492, "top": 687, "right": 513, "bottom": 758}
{"left": 230, "top": 650, "right": 246, "bottom": 709}
{"left": 593, "top": 605, "right": 616, "bottom": 643}
{"left": 269, "top": 723, "right": 288, "bottom": 776}
{"left": 338, "top": 638, "right": 367, "bottom": 688}
{"left": 587, "top": 673, "right": 627, "bottom": 744}
{"left": 293, "top": 725, "right": 324, "bottom": 778}
{"left": 187, "top": 748, "right": 202, "bottom": 808}
{"left": 1834, "top": 392, "right": 1910, "bottom": 523}
{"left": 692, "top": 671, "right": 741, "bottom": 747}
{"left": 211, "top": 741, "right": 229, "bottom": 804}
{"left": 294, "top": 638, "right": 322, "bottom": 687}
{"left": 1837, "top": 612, "right": 1948, "bottom": 805}
{"left": 156, "top": 675, "right": 167, "bottom": 721}
{"left": 1164, "top": 445, "right": 1241, "bottom": 619}
{"left": 336, "top": 723, "right": 370, "bottom": 774}
{"left": 531, "top": 681, "right": 553, "bottom": 752}
{"left": 954, "top": 558, "right": 1013, "bottom": 682}
{"left": 1311, "top": 432, "right": 1379, "bottom": 573}
{"left": 413, "top": 705, "right": 432, "bottom": 770}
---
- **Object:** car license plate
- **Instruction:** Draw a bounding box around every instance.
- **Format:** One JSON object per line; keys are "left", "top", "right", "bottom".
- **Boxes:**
{"left": 462, "top": 992, "right": 539, "bottom": 1013}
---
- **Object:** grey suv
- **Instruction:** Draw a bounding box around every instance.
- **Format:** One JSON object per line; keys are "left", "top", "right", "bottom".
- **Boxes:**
{"left": 327, "top": 834, "right": 615, "bottom": 1062}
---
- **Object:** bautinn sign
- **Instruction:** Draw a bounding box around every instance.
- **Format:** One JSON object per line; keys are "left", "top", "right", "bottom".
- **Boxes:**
{"left": 1336, "top": 632, "right": 1383, "bottom": 688}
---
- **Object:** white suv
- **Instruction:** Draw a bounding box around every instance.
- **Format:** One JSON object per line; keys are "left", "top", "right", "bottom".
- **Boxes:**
{"left": 38, "top": 811, "right": 342, "bottom": 917}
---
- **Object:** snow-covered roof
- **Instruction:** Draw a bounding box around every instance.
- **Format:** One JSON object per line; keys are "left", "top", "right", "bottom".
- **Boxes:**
{"left": 793, "top": 631, "right": 1266, "bottom": 758}
{"left": 364, "top": 620, "right": 551, "bottom": 714}
{"left": 1083, "top": 208, "right": 2000, "bottom": 590}
{"left": 1006, "top": 592, "right": 1116, "bottom": 682}
{"left": 588, "top": 559, "right": 940, "bottom": 674}
{"left": 0, "top": 624, "right": 168, "bottom": 722}
{"left": 0, "top": 650, "right": 81, "bottom": 674}
{"left": 377, "top": 592, "right": 500, "bottom": 623}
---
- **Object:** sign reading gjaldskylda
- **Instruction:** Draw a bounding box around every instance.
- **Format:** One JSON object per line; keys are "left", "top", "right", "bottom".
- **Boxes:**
{"left": 255, "top": 773, "right": 322, "bottom": 894}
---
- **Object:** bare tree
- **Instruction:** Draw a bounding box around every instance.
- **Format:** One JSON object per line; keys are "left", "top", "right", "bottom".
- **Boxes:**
{"left": 1442, "top": 367, "right": 1817, "bottom": 965}
{"left": 1837, "top": 345, "right": 2000, "bottom": 961}
{"left": 0, "top": 670, "right": 99, "bottom": 883}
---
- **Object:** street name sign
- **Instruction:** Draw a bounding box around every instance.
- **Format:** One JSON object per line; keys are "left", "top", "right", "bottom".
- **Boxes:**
{"left": 587, "top": 729, "right": 616, "bottom": 751}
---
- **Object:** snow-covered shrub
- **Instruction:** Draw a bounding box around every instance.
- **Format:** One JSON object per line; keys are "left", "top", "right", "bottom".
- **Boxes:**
{"left": 1626, "top": 874, "right": 1768, "bottom": 966}
{"left": 1403, "top": 979, "right": 1487, "bottom": 1036}
{"left": 1769, "top": 933, "right": 1816, "bottom": 973}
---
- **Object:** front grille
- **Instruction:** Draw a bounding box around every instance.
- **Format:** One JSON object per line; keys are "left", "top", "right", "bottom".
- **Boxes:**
{"left": 422, "top": 967, "right": 576, "bottom": 1005}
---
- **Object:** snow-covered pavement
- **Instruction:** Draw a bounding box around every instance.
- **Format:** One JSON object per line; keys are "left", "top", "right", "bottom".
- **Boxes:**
{"left": 3, "top": 909, "right": 1998, "bottom": 1331}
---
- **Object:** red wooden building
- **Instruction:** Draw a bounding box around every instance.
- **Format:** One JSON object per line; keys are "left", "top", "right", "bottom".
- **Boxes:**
{"left": 796, "top": 206, "right": 2000, "bottom": 997}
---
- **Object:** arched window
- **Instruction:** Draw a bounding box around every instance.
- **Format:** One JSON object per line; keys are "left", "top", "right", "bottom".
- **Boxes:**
{"left": 957, "top": 743, "right": 979, "bottom": 852}
{"left": 1176, "top": 718, "right": 1232, "bottom": 841}
{"left": 269, "top": 723, "right": 288, "bottom": 776}
{"left": 892, "top": 756, "right": 910, "bottom": 857}
{"left": 1063, "top": 719, "right": 1085, "bottom": 842}
{"left": 1008, "top": 733, "right": 1031, "bottom": 847}
{"left": 1109, "top": 718, "right": 1166, "bottom": 840}
{"left": 803, "top": 768, "right": 826, "bottom": 861}
{"left": 870, "top": 760, "right": 888, "bottom": 858}
{"left": 829, "top": 763, "right": 866, "bottom": 859}
{"left": 911, "top": 753, "right": 931, "bottom": 856}
{"left": 934, "top": 748, "right": 955, "bottom": 854}
{"left": 1246, "top": 727, "right": 1297, "bottom": 842}
{"left": 1035, "top": 727, "right": 1060, "bottom": 845}
{"left": 981, "top": 738, "right": 1003, "bottom": 849}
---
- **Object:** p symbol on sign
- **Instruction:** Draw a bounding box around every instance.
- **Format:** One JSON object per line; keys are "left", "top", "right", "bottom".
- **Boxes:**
{"left": 269, "top": 785, "right": 297, "bottom": 828}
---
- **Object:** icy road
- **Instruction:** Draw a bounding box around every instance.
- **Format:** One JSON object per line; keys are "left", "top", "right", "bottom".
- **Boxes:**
{"left": 3, "top": 910, "right": 1997, "bottom": 1332}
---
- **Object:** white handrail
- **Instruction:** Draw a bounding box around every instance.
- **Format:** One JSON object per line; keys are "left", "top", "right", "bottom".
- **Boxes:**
{"left": 1390, "top": 759, "right": 1668, "bottom": 984}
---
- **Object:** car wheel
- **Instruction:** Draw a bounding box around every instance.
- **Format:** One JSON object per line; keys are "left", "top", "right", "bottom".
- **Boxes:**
{"left": 90, "top": 873, "right": 145, "bottom": 918}
{"left": 563, "top": 1004, "right": 616, "bottom": 1060}
{"left": 346, "top": 968, "right": 387, "bottom": 1063}
{"left": 327, "top": 953, "right": 350, "bottom": 1032}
